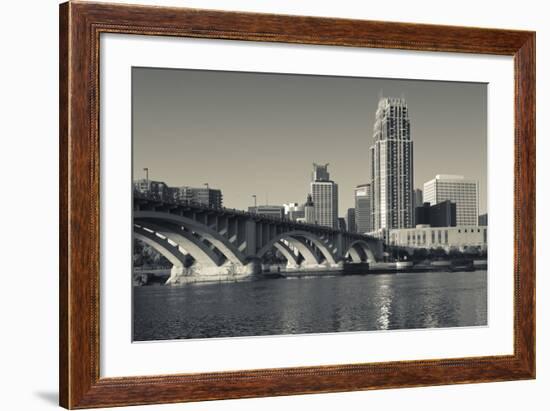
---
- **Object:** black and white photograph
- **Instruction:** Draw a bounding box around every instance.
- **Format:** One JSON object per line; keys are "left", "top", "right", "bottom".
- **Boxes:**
{"left": 2, "top": 0, "right": 543, "bottom": 410}
{"left": 132, "top": 68, "right": 488, "bottom": 341}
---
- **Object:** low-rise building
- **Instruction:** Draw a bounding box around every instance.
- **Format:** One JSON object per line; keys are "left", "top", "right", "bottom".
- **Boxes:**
{"left": 134, "top": 179, "right": 171, "bottom": 202}
{"left": 134, "top": 179, "right": 223, "bottom": 208}
{"left": 388, "top": 225, "right": 487, "bottom": 251}
{"left": 248, "top": 205, "right": 285, "bottom": 219}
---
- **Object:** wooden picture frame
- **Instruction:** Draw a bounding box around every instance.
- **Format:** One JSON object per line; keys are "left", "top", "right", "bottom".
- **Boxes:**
{"left": 59, "top": 1, "right": 535, "bottom": 408}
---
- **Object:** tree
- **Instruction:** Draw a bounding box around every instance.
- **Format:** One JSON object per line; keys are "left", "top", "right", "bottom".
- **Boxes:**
{"left": 448, "top": 246, "right": 463, "bottom": 260}
{"left": 412, "top": 248, "right": 428, "bottom": 262}
{"left": 431, "top": 247, "right": 447, "bottom": 260}
{"left": 463, "top": 246, "right": 481, "bottom": 258}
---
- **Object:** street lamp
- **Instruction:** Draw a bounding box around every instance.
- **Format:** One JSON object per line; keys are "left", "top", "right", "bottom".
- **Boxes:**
{"left": 252, "top": 194, "right": 257, "bottom": 210}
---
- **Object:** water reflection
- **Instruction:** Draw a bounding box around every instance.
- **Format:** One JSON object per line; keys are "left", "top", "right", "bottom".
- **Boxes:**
{"left": 133, "top": 271, "right": 487, "bottom": 341}
{"left": 374, "top": 281, "right": 394, "bottom": 330}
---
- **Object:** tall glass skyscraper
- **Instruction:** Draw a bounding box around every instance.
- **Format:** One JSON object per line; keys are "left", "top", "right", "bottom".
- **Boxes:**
{"left": 310, "top": 163, "right": 338, "bottom": 228}
{"left": 370, "top": 96, "right": 414, "bottom": 230}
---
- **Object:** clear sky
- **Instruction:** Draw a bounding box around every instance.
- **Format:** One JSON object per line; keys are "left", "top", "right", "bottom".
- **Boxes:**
{"left": 132, "top": 67, "right": 487, "bottom": 215}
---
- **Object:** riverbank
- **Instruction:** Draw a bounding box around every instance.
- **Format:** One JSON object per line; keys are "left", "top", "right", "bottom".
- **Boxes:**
{"left": 272, "top": 259, "right": 487, "bottom": 278}
{"left": 134, "top": 258, "right": 488, "bottom": 285}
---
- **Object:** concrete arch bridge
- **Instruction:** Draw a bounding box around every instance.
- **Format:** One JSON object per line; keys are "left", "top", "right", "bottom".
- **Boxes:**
{"left": 134, "top": 196, "right": 383, "bottom": 284}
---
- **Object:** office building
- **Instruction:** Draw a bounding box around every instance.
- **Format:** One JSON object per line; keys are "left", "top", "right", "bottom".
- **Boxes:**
{"left": 346, "top": 208, "right": 356, "bottom": 233}
{"left": 248, "top": 205, "right": 285, "bottom": 219}
{"left": 415, "top": 200, "right": 456, "bottom": 227}
{"left": 311, "top": 163, "right": 338, "bottom": 228}
{"left": 172, "top": 186, "right": 223, "bottom": 208}
{"left": 423, "top": 175, "right": 479, "bottom": 226}
{"left": 134, "top": 179, "right": 170, "bottom": 201}
{"left": 370, "top": 96, "right": 414, "bottom": 231}
{"left": 134, "top": 179, "right": 223, "bottom": 208}
{"left": 354, "top": 183, "right": 372, "bottom": 233}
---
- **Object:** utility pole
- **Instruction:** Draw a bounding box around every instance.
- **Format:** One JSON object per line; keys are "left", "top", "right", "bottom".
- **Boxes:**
{"left": 252, "top": 194, "right": 257, "bottom": 208}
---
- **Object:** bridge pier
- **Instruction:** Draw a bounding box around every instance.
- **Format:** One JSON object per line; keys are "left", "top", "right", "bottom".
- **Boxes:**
{"left": 166, "top": 260, "right": 261, "bottom": 285}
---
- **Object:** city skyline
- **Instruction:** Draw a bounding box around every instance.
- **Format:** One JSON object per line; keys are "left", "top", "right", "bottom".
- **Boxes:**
{"left": 133, "top": 67, "right": 487, "bottom": 215}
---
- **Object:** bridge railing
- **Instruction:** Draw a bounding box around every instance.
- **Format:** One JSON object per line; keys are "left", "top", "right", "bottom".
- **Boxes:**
{"left": 133, "top": 190, "right": 373, "bottom": 238}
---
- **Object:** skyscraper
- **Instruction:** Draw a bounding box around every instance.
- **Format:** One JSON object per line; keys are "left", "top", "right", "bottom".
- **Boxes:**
{"left": 354, "top": 183, "right": 372, "bottom": 233}
{"left": 423, "top": 174, "right": 479, "bottom": 226}
{"left": 310, "top": 163, "right": 338, "bottom": 228}
{"left": 370, "top": 96, "right": 414, "bottom": 231}
{"left": 413, "top": 188, "right": 423, "bottom": 226}
{"left": 346, "top": 208, "right": 356, "bottom": 233}
{"left": 413, "top": 188, "right": 423, "bottom": 208}
{"left": 304, "top": 194, "right": 315, "bottom": 224}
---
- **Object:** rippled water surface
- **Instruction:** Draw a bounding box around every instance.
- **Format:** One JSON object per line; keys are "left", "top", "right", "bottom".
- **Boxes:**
{"left": 133, "top": 271, "right": 487, "bottom": 341}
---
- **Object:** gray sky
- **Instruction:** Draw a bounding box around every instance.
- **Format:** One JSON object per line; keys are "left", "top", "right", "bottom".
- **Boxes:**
{"left": 132, "top": 67, "right": 487, "bottom": 215}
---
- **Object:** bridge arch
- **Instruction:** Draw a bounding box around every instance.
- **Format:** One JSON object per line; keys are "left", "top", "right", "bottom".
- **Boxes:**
{"left": 345, "top": 240, "right": 376, "bottom": 263}
{"left": 133, "top": 225, "right": 189, "bottom": 275}
{"left": 272, "top": 241, "right": 300, "bottom": 268}
{"left": 136, "top": 222, "right": 224, "bottom": 268}
{"left": 135, "top": 211, "right": 247, "bottom": 267}
{"left": 256, "top": 230, "right": 338, "bottom": 266}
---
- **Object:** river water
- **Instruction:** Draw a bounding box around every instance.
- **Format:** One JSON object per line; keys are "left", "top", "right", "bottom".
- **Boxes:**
{"left": 133, "top": 270, "right": 487, "bottom": 341}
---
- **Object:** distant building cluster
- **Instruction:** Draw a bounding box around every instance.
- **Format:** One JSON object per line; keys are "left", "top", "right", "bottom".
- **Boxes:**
{"left": 249, "top": 164, "right": 338, "bottom": 227}
{"left": 349, "top": 96, "right": 486, "bottom": 251}
{"left": 134, "top": 179, "right": 223, "bottom": 208}
{"left": 135, "top": 95, "right": 487, "bottom": 249}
